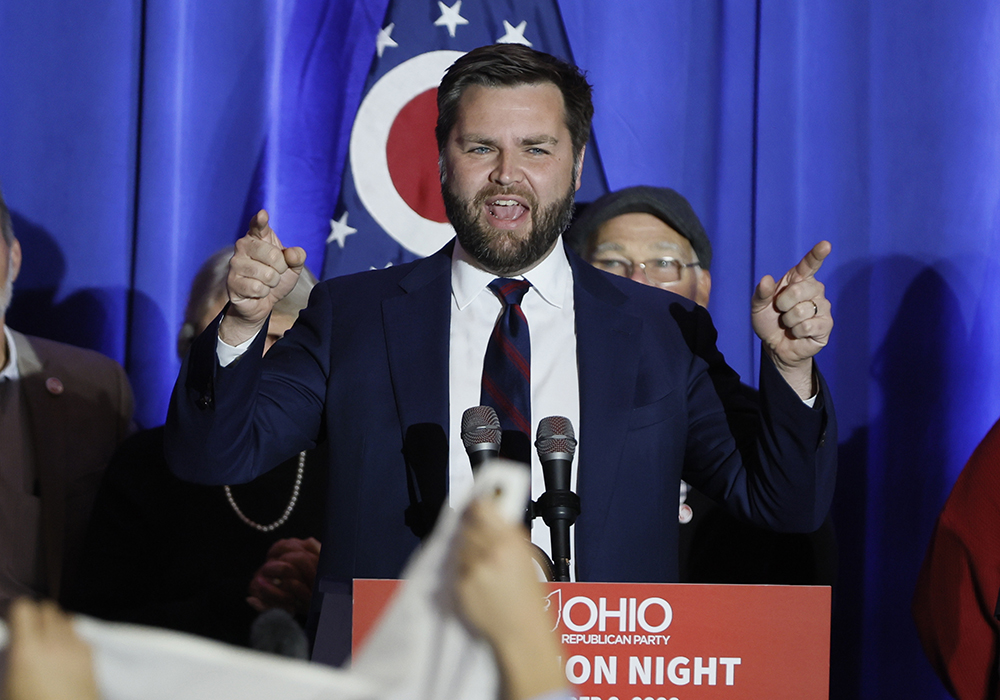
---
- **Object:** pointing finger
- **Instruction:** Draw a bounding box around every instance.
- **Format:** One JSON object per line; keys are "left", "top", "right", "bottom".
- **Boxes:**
{"left": 789, "top": 240, "right": 832, "bottom": 283}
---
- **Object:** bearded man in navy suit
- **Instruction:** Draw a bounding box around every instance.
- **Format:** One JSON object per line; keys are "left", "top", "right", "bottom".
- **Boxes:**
{"left": 166, "top": 44, "right": 836, "bottom": 663}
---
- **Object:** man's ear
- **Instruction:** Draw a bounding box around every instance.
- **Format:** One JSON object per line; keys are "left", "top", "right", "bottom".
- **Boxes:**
{"left": 696, "top": 268, "right": 712, "bottom": 308}
{"left": 573, "top": 145, "right": 586, "bottom": 192}
{"left": 10, "top": 238, "right": 21, "bottom": 284}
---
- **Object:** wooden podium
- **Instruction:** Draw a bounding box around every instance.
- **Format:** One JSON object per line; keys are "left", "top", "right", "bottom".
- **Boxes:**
{"left": 353, "top": 580, "right": 830, "bottom": 700}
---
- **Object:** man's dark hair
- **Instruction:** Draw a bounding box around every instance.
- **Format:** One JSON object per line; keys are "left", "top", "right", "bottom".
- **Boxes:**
{"left": 436, "top": 44, "right": 593, "bottom": 158}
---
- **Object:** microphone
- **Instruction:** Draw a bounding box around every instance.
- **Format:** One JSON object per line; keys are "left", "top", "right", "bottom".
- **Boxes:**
{"left": 250, "top": 609, "right": 310, "bottom": 659}
{"left": 535, "top": 416, "right": 580, "bottom": 582}
{"left": 461, "top": 406, "right": 502, "bottom": 471}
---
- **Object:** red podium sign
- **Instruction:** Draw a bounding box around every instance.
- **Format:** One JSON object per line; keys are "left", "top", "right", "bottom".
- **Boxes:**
{"left": 353, "top": 580, "right": 829, "bottom": 699}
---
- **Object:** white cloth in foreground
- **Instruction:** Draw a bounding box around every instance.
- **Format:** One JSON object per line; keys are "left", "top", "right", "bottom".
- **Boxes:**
{"left": 0, "top": 462, "right": 533, "bottom": 700}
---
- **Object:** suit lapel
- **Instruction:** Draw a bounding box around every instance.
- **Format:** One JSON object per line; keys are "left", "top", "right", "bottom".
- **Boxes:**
{"left": 382, "top": 247, "right": 453, "bottom": 433}
{"left": 570, "top": 255, "right": 643, "bottom": 549}
{"left": 12, "top": 331, "right": 68, "bottom": 598}
{"left": 382, "top": 248, "right": 453, "bottom": 535}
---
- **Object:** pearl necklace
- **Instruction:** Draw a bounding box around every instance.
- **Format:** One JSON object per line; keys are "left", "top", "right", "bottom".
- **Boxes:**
{"left": 224, "top": 451, "right": 306, "bottom": 532}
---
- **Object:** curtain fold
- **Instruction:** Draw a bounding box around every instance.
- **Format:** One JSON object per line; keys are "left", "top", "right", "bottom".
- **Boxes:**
{"left": 2, "top": 2, "right": 998, "bottom": 698}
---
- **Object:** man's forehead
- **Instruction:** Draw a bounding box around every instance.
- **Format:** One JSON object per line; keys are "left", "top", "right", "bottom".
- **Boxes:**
{"left": 592, "top": 238, "right": 686, "bottom": 254}
{"left": 593, "top": 214, "right": 695, "bottom": 256}
{"left": 454, "top": 82, "right": 566, "bottom": 121}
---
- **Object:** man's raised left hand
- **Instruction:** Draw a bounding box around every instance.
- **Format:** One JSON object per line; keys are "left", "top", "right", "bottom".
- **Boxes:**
{"left": 751, "top": 240, "right": 833, "bottom": 399}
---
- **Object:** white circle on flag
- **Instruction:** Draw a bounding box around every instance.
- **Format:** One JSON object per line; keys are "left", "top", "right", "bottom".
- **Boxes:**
{"left": 350, "top": 50, "right": 464, "bottom": 256}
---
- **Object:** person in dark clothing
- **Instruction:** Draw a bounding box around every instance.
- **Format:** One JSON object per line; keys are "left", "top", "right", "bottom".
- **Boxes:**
{"left": 64, "top": 249, "right": 325, "bottom": 650}
{"left": 567, "top": 185, "right": 837, "bottom": 586}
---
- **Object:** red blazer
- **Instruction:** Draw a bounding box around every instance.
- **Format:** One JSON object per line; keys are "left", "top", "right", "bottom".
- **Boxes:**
{"left": 914, "top": 418, "right": 1000, "bottom": 700}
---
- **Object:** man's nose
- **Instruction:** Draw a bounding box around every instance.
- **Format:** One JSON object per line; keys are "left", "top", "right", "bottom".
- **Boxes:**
{"left": 629, "top": 263, "right": 653, "bottom": 286}
{"left": 490, "top": 151, "right": 522, "bottom": 186}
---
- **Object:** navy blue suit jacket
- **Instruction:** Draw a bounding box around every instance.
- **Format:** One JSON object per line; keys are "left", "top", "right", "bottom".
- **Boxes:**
{"left": 166, "top": 242, "right": 836, "bottom": 589}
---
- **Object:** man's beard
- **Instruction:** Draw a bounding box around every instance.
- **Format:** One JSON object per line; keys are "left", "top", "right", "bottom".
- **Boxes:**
{"left": 443, "top": 181, "right": 576, "bottom": 276}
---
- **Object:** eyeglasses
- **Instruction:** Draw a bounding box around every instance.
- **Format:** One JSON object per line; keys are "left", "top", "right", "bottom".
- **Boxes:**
{"left": 591, "top": 256, "right": 700, "bottom": 285}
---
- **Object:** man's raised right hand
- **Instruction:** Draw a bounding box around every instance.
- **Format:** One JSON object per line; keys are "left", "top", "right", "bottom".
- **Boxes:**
{"left": 220, "top": 209, "right": 306, "bottom": 346}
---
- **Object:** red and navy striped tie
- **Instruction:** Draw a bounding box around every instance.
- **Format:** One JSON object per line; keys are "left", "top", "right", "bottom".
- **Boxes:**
{"left": 481, "top": 278, "right": 532, "bottom": 464}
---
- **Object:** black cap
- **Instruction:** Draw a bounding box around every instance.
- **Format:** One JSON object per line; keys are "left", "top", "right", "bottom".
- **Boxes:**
{"left": 567, "top": 186, "right": 712, "bottom": 270}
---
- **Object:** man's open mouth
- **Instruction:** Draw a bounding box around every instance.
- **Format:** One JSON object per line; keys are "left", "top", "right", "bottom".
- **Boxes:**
{"left": 486, "top": 197, "right": 528, "bottom": 222}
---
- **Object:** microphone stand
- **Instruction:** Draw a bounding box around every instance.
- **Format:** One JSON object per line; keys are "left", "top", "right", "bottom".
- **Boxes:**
{"left": 535, "top": 417, "right": 580, "bottom": 582}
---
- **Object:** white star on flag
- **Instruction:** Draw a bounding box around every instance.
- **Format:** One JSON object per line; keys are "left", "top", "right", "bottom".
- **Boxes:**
{"left": 434, "top": 1, "right": 469, "bottom": 38}
{"left": 497, "top": 20, "right": 532, "bottom": 47}
{"left": 327, "top": 212, "right": 358, "bottom": 247}
{"left": 376, "top": 23, "right": 398, "bottom": 58}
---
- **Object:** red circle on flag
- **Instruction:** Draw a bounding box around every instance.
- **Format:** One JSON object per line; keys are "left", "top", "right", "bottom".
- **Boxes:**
{"left": 386, "top": 88, "right": 448, "bottom": 224}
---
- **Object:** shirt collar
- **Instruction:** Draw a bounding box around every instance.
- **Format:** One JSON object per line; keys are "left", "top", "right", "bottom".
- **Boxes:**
{"left": 451, "top": 238, "right": 572, "bottom": 311}
{"left": 0, "top": 325, "right": 19, "bottom": 381}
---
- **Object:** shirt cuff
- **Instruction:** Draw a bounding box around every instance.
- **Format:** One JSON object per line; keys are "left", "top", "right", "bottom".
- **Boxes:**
{"left": 216, "top": 332, "right": 257, "bottom": 367}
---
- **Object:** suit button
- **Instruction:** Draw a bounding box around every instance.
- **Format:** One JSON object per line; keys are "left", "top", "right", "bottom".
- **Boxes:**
{"left": 197, "top": 395, "right": 213, "bottom": 409}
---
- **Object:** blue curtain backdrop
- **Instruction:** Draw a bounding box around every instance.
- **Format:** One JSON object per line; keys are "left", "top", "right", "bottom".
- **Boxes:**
{"left": 2, "top": 2, "right": 999, "bottom": 698}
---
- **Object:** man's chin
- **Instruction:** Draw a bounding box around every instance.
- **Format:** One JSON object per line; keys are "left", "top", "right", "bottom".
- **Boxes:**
{"left": 469, "top": 222, "right": 529, "bottom": 253}
{"left": 447, "top": 183, "right": 573, "bottom": 275}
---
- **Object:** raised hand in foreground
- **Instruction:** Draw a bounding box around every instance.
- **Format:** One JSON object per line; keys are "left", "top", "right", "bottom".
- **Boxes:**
{"left": 751, "top": 240, "right": 833, "bottom": 399}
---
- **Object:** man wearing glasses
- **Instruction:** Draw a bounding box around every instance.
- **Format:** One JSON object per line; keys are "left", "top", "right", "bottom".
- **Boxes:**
{"left": 567, "top": 185, "right": 837, "bottom": 586}
{"left": 569, "top": 185, "right": 713, "bottom": 306}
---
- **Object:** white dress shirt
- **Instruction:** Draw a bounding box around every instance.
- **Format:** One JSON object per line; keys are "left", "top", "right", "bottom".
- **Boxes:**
{"left": 0, "top": 325, "right": 19, "bottom": 381}
{"left": 448, "top": 240, "right": 580, "bottom": 577}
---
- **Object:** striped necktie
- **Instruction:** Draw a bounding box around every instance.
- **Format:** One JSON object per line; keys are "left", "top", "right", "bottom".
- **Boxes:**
{"left": 480, "top": 278, "right": 532, "bottom": 464}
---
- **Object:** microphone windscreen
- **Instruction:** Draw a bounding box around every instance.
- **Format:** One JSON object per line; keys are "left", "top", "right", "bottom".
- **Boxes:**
{"left": 461, "top": 405, "right": 502, "bottom": 451}
{"left": 535, "top": 416, "right": 577, "bottom": 457}
{"left": 249, "top": 609, "right": 310, "bottom": 659}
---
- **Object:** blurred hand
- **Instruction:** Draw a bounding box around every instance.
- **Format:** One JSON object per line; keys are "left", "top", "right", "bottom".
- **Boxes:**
{"left": 247, "top": 537, "right": 321, "bottom": 617}
{"left": 751, "top": 240, "right": 833, "bottom": 398}
{"left": 3, "top": 599, "right": 98, "bottom": 700}
{"left": 455, "top": 500, "right": 564, "bottom": 700}
{"left": 221, "top": 209, "right": 306, "bottom": 346}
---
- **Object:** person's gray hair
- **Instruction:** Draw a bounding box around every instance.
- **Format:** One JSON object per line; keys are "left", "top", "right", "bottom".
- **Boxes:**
{"left": 0, "top": 183, "right": 14, "bottom": 247}
{"left": 176, "top": 246, "right": 318, "bottom": 359}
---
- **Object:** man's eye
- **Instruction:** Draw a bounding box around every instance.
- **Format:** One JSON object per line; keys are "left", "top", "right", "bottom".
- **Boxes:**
{"left": 469, "top": 146, "right": 491, "bottom": 154}
{"left": 527, "top": 147, "right": 549, "bottom": 155}
{"left": 596, "top": 259, "right": 626, "bottom": 269}
{"left": 652, "top": 258, "right": 676, "bottom": 268}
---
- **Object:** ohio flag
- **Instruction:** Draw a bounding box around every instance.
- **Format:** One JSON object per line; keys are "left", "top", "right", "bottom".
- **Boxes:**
{"left": 320, "top": 0, "right": 608, "bottom": 280}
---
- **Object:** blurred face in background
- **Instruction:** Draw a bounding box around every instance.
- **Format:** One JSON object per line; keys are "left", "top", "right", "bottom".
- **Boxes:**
{"left": 0, "top": 235, "right": 21, "bottom": 324}
{"left": 587, "top": 212, "right": 711, "bottom": 307}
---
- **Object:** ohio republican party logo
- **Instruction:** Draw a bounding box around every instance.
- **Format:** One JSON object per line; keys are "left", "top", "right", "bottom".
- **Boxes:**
{"left": 349, "top": 50, "right": 464, "bottom": 257}
{"left": 546, "top": 588, "right": 674, "bottom": 636}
